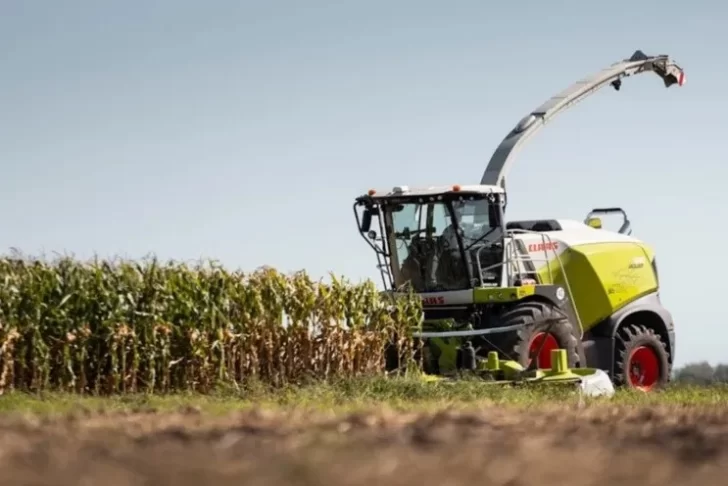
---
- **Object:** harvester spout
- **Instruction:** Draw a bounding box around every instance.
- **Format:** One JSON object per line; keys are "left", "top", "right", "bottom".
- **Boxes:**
{"left": 480, "top": 50, "right": 686, "bottom": 189}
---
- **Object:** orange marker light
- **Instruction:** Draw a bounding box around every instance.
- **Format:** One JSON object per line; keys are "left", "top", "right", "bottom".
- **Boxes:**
{"left": 452, "top": 184, "right": 461, "bottom": 192}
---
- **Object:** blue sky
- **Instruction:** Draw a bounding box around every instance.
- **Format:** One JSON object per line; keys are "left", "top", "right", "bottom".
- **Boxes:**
{"left": 1, "top": 1, "right": 723, "bottom": 366}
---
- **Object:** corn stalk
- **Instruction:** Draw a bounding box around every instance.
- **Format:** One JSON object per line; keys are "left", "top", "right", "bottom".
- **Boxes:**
{"left": 0, "top": 255, "right": 422, "bottom": 394}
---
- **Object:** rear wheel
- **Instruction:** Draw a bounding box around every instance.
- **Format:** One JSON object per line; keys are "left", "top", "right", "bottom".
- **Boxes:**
{"left": 613, "top": 323, "right": 670, "bottom": 391}
{"left": 494, "top": 300, "right": 580, "bottom": 369}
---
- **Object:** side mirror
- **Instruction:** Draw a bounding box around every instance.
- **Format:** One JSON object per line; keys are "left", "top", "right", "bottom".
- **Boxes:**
{"left": 586, "top": 217, "right": 602, "bottom": 229}
{"left": 360, "top": 209, "right": 372, "bottom": 232}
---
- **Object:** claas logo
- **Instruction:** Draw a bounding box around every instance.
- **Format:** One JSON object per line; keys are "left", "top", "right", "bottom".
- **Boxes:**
{"left": 527, "top": 242, "right": 559, "bottom": 252}
{"left": 422, "top": 296, "right": 446, "bottom": 305}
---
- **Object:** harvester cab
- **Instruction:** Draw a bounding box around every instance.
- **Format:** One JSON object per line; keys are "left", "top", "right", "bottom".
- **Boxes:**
{"left": 355, "top": 184, "right": 507, "bottom": 292}
{"left": 354, "top": 50, "right": 685, "bottom": 395}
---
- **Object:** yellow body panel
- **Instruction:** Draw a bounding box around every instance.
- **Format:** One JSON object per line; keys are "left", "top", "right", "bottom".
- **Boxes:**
{"left": 536, "top": 242, "right": 657, "bottom": 333}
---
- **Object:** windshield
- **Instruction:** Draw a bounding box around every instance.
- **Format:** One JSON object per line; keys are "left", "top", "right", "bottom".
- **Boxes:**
{"left": 452, "top": 198, "right": 504, "bottom": 286}
{"left": 450, "top": 199, "right": 499, "bottom": 249}
{"left": 384, "top": 197, "right": 501, "bottom": 292}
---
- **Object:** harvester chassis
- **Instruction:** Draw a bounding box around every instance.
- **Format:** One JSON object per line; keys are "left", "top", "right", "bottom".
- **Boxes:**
{"left": 356, "top": 50, "right": 684, "bottom": 394}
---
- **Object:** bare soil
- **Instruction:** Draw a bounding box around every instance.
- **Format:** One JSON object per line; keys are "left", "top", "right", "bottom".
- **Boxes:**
{"left": 0, "top": 404, "right": 727, "bottom": 485}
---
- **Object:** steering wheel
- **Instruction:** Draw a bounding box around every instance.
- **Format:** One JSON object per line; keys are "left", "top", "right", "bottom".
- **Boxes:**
{"left": 395, "top": 227, "right": 429, "bottom": 239}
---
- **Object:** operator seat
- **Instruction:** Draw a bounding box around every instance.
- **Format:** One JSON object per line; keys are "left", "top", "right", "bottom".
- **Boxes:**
{"left": 401, "top": 236, "right": 435, "bottom": 287}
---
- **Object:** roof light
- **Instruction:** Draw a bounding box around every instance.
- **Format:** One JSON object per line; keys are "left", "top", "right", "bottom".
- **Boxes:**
{"left": 452, "top": 184, "right": 461, "bottom": 192}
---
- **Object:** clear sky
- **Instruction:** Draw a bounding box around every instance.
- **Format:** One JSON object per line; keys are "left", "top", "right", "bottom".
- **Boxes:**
{"left": 1, "top": 1, "right": 723, "bottom": 366}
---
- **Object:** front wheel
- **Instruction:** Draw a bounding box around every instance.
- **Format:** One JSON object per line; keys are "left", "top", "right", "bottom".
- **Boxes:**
{"left": 493, "top": 300, "right": 580, "bottom": 370}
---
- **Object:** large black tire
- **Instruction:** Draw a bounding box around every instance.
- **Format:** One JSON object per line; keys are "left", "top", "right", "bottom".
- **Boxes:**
{"left": 613, "top": 323, "right": 670, "bottom": 391}
{"left": 384, "top": 337, "right": 425, "bottom": 373}
{"left": 384, "top": 342, "right": 400, "bottom": 371}
{"left": 493, "top": 300, "right": 580, "bottom": 369}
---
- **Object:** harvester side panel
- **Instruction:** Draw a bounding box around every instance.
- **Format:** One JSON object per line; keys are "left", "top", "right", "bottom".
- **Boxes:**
{"left": 521, "top": 236, "right": 659, "bottom": 333}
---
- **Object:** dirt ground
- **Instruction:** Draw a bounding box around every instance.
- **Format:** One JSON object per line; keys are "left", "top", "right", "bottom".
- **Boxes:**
{"left": 0, "top": 404, "right": 726, "bottom": 486}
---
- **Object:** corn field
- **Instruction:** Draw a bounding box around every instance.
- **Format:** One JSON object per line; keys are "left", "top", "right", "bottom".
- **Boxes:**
{"left": 0, "top": 255, "right": 423, "bottom": 395}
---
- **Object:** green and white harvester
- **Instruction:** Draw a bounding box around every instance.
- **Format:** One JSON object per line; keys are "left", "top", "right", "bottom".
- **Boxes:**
{"left": 354, "top": 50, "right": 686, "bottom": 396}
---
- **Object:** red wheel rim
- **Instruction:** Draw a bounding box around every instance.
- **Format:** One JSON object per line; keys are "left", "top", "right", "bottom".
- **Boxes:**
{"left": 528, "top": 332, "right": 559, "bottom": 369}
{"left": 627, "top": 346, "right": 660, "bottom": 391}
